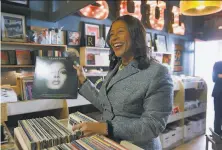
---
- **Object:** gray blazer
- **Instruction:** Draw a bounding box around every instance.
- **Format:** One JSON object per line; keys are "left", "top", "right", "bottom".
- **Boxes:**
{"left": 79, "top": 60, "right": 173, "bottom": 150}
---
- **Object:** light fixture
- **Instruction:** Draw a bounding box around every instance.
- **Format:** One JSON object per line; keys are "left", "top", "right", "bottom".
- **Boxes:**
{"left": 218, "top": 26, "right": 222, "bottom": 30}
{"left": 180, "top": 1, "right": 222, "bottom": 16}
{"left": 79, "top": 0, "right": 109, "bottom": 20}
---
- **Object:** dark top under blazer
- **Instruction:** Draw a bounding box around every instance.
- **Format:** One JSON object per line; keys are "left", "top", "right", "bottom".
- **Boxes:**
{"left": 79, "top": 60, "right": 173, "bottom": 150}
{"left": 212, "top": 61, "right": 222, "bottom": 98}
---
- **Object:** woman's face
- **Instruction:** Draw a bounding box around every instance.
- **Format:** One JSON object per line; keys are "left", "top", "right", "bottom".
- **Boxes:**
{"left": 109, "top": 20, "right": 132, "bottom": 57}
{"left": 46, "top": 62, "right": 67, "bottom": 90}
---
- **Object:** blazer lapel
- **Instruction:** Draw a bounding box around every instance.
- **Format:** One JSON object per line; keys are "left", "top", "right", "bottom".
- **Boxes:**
{"left": 106, "top": 60, "right": 139, "bottom": 91}
{"left": 104, "top": 61, "right": 121, "bottom": 89}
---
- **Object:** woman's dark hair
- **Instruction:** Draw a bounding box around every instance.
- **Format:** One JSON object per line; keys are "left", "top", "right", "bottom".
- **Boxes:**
{"left": 106, "top": 15, "right": 152, "bottom": 70}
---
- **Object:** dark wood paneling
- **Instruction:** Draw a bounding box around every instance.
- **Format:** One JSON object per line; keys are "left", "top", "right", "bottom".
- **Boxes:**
{"left": 1, "top": 3, "right": 31, "bottom": 16}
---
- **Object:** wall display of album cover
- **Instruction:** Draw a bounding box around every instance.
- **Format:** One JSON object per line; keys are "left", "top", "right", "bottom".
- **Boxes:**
{"left": 31, "top": 26, "right": 50, "bottom": 44}
{"left": 67, "top": 31, "right": 81, "bottom": 46}
{"left": 155, "top": 34, "right": 167, "bottom": 52}
{"left": 50, "top": 30, "right": 66, "bottom": 45}
{"left": 146, "top": 32, "right": 152, "bottom": 48}
{"left": 1, "top": 12, "right": 26, "bottom": 42}
{"left": 32, "top": 57, "right": 78, "bottom": 99}
{"left": 174, "top": 45, "right": 183, "bottom": 72}
{"left": 86, "top": 35, "right": 95, "bottom": 47}
{"left": 84, "top": 23, "right": 100, "bottom": 46}
{"left": 104, "top": 26, "right": 110, "bottom": 47}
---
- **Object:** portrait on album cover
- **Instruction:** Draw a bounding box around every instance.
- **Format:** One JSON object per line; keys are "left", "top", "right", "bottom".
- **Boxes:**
{"left": 32, "top": 57, "right": 78, "bottom": 99}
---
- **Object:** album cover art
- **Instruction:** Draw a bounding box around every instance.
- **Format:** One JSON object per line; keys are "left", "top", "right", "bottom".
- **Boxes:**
{"left": 32, "top": 57, "right": 78, "bottom": 99}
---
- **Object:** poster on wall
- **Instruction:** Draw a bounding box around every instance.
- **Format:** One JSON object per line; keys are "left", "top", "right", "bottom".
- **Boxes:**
{"left": 1, "top": 12, "right": 26, "bottom": 42}
{"left": 84, "top": 23, "right": 100, "bottom": 46}
{"left": 67, "top": 31, "right": 81, "bottom": 46}
{"left": 32, "top": 57, "right": 78, "bottom": 99}
{"left": 155, "top": 34, "right": 167, "bottom": 52}
{"left": 174, "top": 44, "right": 183, "bottom": 72}
{"left": 146, "top": 32, "right": 152, "bottom": 48}
{"left": 104, "top": 25, "right": 110, "bottom": 47}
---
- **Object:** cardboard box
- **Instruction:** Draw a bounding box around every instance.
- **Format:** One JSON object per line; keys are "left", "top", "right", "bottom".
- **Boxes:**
{"left": 170, "top": 129, "right": 177, "bottom": 144}
{"left": 191, "top": 120, "right": 202, "bottom": 136}
{"left": 161, "top": 131, "right": 173, "bottom": 148}
{"left": 184, "top": 123, "right": 193, "bottom": 139}
{"left": 200, "top": 118, "right": 206, "bottom": 131}
{"left": 176, "top": 126, "right": 183, "bottom": 141}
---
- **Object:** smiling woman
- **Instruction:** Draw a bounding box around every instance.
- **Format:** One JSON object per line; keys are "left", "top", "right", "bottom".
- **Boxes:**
{"left": 107, "top": 15, "right": 150, "bottom": 70}
{"left": 73, "top": 15, "right": 173, "bottom": 150}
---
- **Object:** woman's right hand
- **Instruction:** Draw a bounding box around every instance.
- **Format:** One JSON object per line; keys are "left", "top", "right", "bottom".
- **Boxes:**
{"left": 73, "top": 65, "right": 87, "bottom": 85}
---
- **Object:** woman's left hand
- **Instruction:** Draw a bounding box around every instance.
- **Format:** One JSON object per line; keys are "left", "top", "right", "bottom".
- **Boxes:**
{"left": 72, "top": 122, "right": 108, "bottom": 137}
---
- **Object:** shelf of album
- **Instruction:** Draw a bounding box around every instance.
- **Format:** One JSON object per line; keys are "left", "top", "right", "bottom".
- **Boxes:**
{"left": 80, "top": 46, "right": 110, "bottom": 67}
{"left": 167, "top": 76, "right": 207, "bottom": 124}
{"left": 160, "top": 77, "right": 207, "bottom": 150}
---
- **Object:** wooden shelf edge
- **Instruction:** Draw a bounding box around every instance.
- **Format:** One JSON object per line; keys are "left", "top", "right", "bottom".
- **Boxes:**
{"left": 85, "top": 72, "right": 108, "bottom": 77}
{"left": 1, "top": 65, "right": 35, "bottom": 68}
{"left": 1, "top": 41, "right": 67, "bottom": 51}
{"left": 167, "top": 112, "right": 184, "bottom": 123}
{"left": 84, "top": 65, "right": 109, "bottom": 67}
{"left": 152, "top": 51, "right": 174, "bottom": 55}
{"left": 80, "top": 46, "right": 110, "bottom": 50}
{"left": 1, "top": 41, "right": 66, "bottom": 47}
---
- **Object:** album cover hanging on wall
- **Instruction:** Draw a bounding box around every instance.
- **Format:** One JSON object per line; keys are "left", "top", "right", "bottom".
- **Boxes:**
{"left": 32, "top": 57, "right": 78, "bottom": 99}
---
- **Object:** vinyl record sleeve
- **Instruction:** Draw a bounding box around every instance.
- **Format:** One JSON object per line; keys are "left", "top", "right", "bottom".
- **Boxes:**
{"left": 32, "top": 57, "right": 78, "bottom": 99}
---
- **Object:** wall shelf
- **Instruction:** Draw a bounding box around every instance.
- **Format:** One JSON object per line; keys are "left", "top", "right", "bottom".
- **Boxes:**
{"left": 6, "top": 95, "right": 90, "bottom": 116}
{"left": 82, "top": 47, "right": 110, "bottom": 51}
{"left": 85, "top": 72, "right": 108, "bottom": 77}
{"left": 184, "top": 104, "right": 207, "bottom": 118}
{"left": 161, "top": 76, "right": 207, "bottom": 149}
{"left": 1, "top": 41, "right": 67, "bottom": 51}
{"left": 152, "top": 51, "right": 174, "bottom": 55}
{"left": 183, "top": 81, "right": 205, "bottom": 89}
{"left": 167, "top": 112, "right": 184, "bottom": 124}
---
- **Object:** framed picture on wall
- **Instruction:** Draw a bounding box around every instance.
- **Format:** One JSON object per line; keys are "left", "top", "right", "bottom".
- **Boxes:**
{"left": 67, "top": 31, "right": 81, "bottom": 46}
{"left": 146, "top": 32, "right": 152, "bottom": 48}
{"left": 1, "top": 12, "right": 26, "bottom": 42}
{"left": 155, "top": 34, "right": 167, "bottom": 52}
{"left": 104, "top": 25, "right": 110, "bottom": 47}
{"left": 3, "top": 0, "right": 29, "bottom": 7}
{"left": 84, "top": 23, "right": 100, "bottom": 46}
{"left": 50, "top": 28, "right": 66, "bottom": 45}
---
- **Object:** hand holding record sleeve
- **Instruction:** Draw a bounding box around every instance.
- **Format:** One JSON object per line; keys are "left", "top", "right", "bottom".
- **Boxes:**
{"left": 32, "top": 57, "right": 78, "bottom": 99}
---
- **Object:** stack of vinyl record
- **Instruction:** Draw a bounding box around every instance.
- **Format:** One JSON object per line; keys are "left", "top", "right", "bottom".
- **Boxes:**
{"left": 68, "top": 112, "right": 97, "bottom": 131}
{"left": 17, "top": 116, "right": 76, "bottom": 150}
{"left": 43, "top": 135, "right": 128, "bottom": 150}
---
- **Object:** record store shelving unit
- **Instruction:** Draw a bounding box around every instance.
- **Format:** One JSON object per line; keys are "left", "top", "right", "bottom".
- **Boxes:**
{"left": 1, "top": 41, "right": 91, "bottom": 118}
{"left": 160, "top": 76, "right": 208, "bottom": 150}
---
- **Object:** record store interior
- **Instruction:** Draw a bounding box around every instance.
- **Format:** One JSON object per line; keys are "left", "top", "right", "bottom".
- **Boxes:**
{"left": 1, "top": 1, "right": 222, "bottom": 150}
